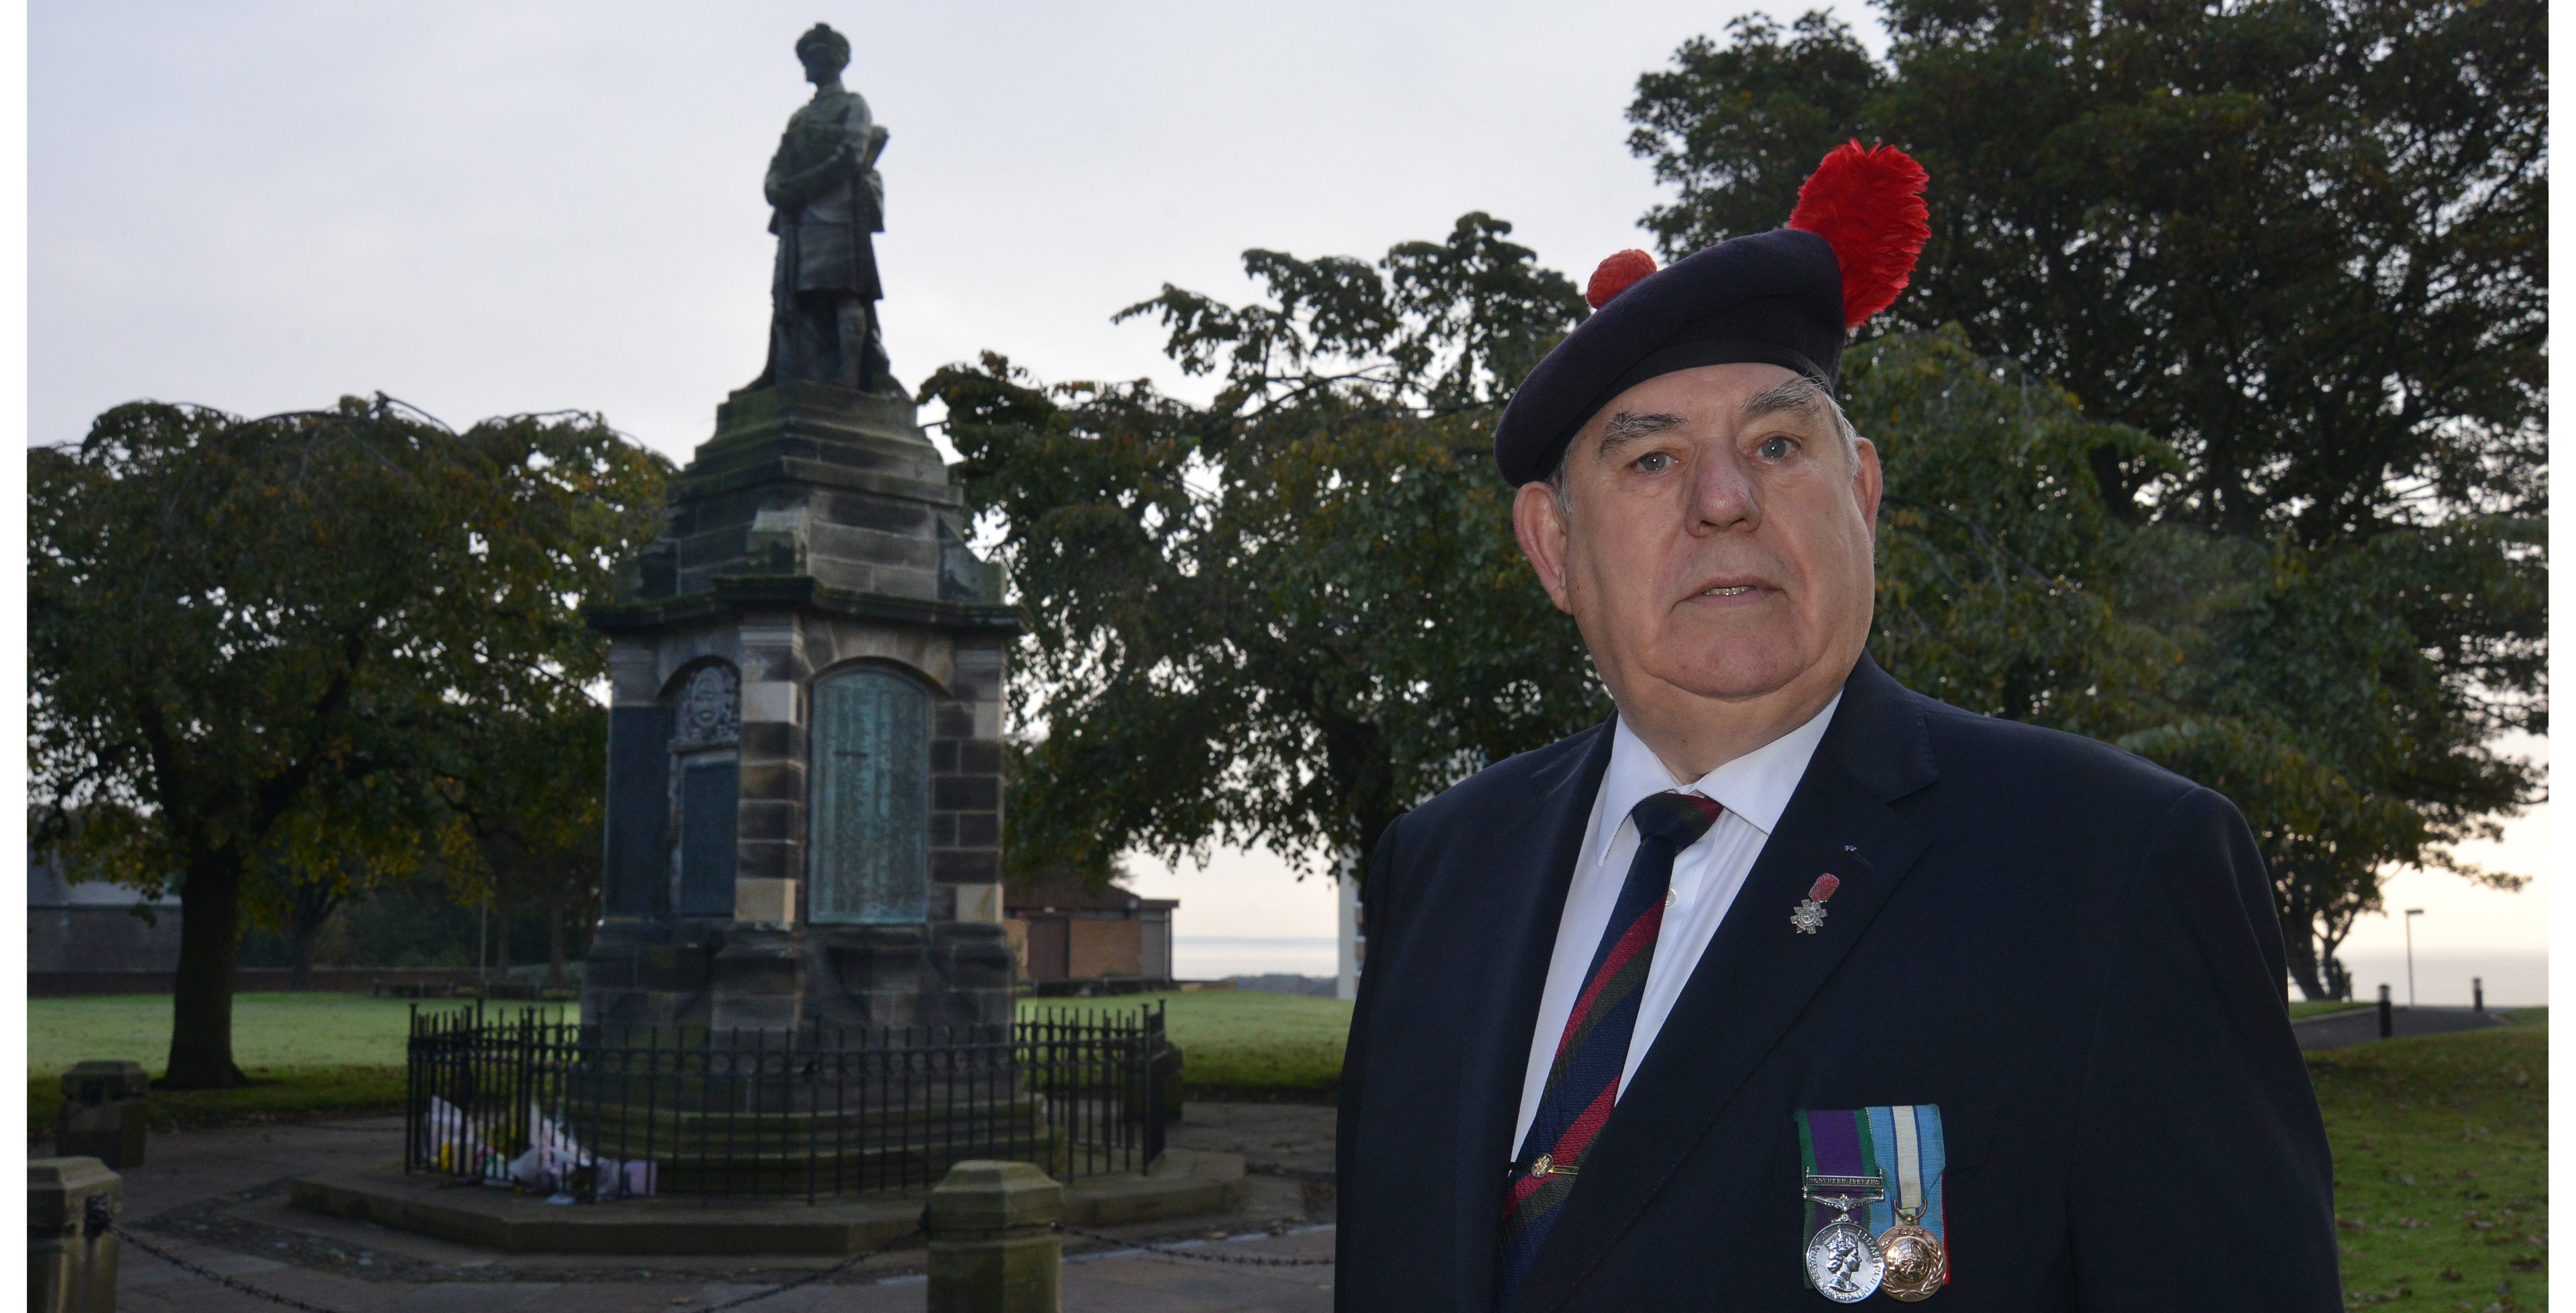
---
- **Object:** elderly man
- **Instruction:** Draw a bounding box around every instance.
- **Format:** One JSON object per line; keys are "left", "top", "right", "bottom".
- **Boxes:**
{"left": 1334, "top": 145, "right": 2339, "bottom": 1310}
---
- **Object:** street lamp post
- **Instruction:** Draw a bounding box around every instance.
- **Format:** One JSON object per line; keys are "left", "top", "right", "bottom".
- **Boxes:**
{"left": 2402, "top": 908, "right": 2424, "bottom": 1008}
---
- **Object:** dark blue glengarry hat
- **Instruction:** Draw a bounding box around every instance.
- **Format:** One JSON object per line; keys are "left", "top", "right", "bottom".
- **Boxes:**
{"left": 1494, "top": 141, "right": 1930, "bottom": 486}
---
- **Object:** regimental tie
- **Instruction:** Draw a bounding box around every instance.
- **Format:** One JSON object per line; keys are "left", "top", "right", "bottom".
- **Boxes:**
{"left": 1494, "top": 789, "right": 1723, "bottom": 1309}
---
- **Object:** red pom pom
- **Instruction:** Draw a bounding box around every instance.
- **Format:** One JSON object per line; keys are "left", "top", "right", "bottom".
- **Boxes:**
{"left": 1786, "top": 141, "right": 1930, "bottom": 328}
{"left": 1585, "top": 249, "right": 1659, "bottom": 309}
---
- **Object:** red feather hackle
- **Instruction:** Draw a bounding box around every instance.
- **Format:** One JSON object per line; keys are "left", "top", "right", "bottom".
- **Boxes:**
{"left": 1786, "top": 141, "right": 1930, "bottom": 328}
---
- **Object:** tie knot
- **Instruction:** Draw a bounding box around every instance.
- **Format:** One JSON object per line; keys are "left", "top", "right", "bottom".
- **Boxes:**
{"left": 1629, "top": 790, "right": 1722, "bottom": 848}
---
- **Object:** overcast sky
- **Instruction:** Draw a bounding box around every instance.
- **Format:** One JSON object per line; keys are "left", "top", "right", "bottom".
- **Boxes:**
{"left": 28, "top": 1, "right": 2547, "bottom": 984}
{"left": 31, "top": 0, "right": 1882, "bottom": 452}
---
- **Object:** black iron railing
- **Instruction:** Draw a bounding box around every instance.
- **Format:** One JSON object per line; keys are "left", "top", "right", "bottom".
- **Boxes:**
{"left": 406, "top": 1004, "right": 1167, "bottom": 1201}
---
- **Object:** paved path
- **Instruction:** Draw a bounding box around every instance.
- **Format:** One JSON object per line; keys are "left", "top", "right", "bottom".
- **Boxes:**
{"left": 2291, "top": 1005, "right": 2508, "bottom": 1051}
{"left": 103, "top": 1102, "right": 1343, "bottom": 1312}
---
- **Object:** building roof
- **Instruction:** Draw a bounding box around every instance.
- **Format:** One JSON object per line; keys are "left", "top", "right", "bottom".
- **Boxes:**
{"left": 28, "top": 846, "right": 178, "bottom": 909}
{"left": 1004, "top": 869, "right": 1177, "bottom": 915}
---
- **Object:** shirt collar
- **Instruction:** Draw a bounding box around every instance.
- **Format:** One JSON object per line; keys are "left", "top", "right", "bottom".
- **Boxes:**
{"left": 1598, "top": 691, "right": 1843, "bottom": 848}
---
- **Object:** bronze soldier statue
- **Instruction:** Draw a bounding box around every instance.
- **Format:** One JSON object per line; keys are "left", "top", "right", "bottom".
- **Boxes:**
{"left": 753, "top": 23, "right": 894, "bottom": 394}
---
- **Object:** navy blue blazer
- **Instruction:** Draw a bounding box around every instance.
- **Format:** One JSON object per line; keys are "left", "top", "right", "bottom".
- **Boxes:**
{"left": 1335, "top": 654, "right": 2339, "bottom": 1310}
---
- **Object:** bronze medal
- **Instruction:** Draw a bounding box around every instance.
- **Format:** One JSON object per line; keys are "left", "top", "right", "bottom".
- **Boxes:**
{"left": 1876, "top": 1216, "right": 1947, "bottom": 1302}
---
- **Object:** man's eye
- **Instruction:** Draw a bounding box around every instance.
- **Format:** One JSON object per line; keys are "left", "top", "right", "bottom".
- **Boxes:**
{"left": 1635, "top": 451, "right": 1674, "bottom": 472}
{"left": 1758, "top": 435, "right": 1800, "bottom": 460}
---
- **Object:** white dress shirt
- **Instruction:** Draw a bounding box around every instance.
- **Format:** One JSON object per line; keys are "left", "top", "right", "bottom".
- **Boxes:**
{"left": 1508, "top": 694, "right": 1841, "bottom": 1155}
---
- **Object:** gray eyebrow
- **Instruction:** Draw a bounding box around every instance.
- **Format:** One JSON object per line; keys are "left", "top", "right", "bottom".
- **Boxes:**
{"left": 1595, "top": 410, "right": 1687, "bottom": 457}
{"left": 1739, "top": 376, "right": 1828, "bottom": 426}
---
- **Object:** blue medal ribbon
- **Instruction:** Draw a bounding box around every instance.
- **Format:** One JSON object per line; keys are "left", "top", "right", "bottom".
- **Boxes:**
{"left": 1863, "top": 1103, "right": 1947, "bottom": 1244}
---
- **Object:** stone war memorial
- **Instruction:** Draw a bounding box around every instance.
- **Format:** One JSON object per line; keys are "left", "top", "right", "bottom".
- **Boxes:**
{"left": 292, "top": 26, "right": 1240, "bottom": 1253}
{"left": 577, "top": 17, "right": 1016, "bottom": 1035}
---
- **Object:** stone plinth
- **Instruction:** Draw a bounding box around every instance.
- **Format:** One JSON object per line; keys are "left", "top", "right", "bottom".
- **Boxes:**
{"left": 30, "top": 1157, "right": 121, "bottom": 1313}
{"left": 582, "top": 380, "right": 1018, "bottom": 1033}
{"left": 926, "top": 1160, "right": 1063, "bottom": 1313}
{"left": 287, "top": 1151, "right": 1246, "bottom": 1255}
{"left": 54, "top": 1061, "right": 149, "bottom": 1168}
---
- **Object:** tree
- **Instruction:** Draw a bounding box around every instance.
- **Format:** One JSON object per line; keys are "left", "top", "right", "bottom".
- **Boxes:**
{"left": 441, "top": 698, "right": 610, "bottom": 986}
{"left": 929, "top": 215, "right": 1605, "bottom": 880}
{"left": 1625, "top": 1, "right": 2544, "bottom": 996}
{"left": 1630, "top": 0, "right": 2545, "bottom": 538}
{"left": 1844, "top": 328, "right": 2538, "bottom": 998}
{"left": 29, "top": 397, "right": 667, "bottom": 1087}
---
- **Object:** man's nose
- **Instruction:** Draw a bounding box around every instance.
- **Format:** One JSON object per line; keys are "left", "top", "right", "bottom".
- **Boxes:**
{"left": 1687, "top": 448, "right": 1758, "bottom": 534}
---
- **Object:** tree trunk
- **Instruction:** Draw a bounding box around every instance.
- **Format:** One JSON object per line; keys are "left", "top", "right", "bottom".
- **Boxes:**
{"left": 164, "top": 852, "right": 249, "bottom": 1089}
{"left": 288, "top": 919, "right": 314, "bottom": 992}
{"left": 547, "top": 905, "right": 567, "bottom": 987}
{"left": 285, "top": 884, "right": 335, "bottom": 994}
{"left": 494, "top": 899, "right": 510, "bottom": 976}
{"left": 2284, "top": 929, "right": 2330, "bottom": 1003}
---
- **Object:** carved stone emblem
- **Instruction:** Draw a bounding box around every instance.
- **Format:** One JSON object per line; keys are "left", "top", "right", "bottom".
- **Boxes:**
{"left": 672, "top": 665, "right": 742, "bottom": 750}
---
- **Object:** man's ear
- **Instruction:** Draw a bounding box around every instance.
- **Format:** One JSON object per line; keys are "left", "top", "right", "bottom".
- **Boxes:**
{"left": 1513, "top": 480, "right": 1576, "bottom": 615}
{"left": 1850, "top": 437, "right": 1884, "bottom": 540}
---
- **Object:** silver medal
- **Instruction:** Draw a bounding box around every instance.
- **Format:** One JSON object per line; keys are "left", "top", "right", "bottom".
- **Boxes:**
{"left": 1804, "top": 1215, "right": 1886, "bottom": 1302}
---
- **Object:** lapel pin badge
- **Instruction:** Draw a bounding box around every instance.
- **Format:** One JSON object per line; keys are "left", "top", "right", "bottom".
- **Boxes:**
{"left": 1790, "top": 873, "right": 1841, "bottom": 935}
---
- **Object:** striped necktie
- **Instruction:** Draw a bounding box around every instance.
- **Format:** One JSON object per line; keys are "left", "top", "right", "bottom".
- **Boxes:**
{"left": 1494, "top": 789, "right": 1723, "bottom": 1308}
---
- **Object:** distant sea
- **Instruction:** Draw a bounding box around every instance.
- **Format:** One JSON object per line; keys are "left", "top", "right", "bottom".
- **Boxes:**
{"left": 1179, "top": 940, "right": 2548, "bottom": 1009}
{"left": 1177, "top": 936, "right": 1336, "bottom": 979}
{"left": 2322, "top": 952, "right": 2547, "bottom": 1009}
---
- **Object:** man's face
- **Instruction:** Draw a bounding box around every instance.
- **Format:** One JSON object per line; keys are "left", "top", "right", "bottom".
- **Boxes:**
{"left": 1512, "top": 361, "right": 1882, "bottom": 715}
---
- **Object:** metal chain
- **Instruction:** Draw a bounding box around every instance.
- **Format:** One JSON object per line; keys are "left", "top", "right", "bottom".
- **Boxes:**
{"left": 108, "top": 1202, "right": 920, "bottom": 1313}
{"left": 694, "top": 1226, "right": 923, "bottom": 1310}
{"left": 107, "top": 1218, "right": 354, "bottom": 1313}
{"left": 1055, "top": 1220, "right": 1338, "bottom": 1267}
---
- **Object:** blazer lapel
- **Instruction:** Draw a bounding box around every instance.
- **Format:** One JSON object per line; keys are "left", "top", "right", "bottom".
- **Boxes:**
{"left": 1448, "top": 718, "right": 1615, "bottom": 1308}
{"left": 1509, "top": 656, "right": 1941, "bottom": 1313}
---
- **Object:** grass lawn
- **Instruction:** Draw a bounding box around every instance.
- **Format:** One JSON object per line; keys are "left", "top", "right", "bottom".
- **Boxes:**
{"left": 1022, "top": 990, "right": 1353, "bottom": 1097}
{"left": 23, "top": 990, "right": 1350, "bottom": 1131}
{"left": 2312, "top": 1009, "right": 2546, "bottom": 1310}
{"left": 2292, "top": 998, "right": 2373, "bottom": 1019}
{"left": 26, "top": 992, "right": 561, "bottom": 1136}
{"left": 29, "top": 992, "right": 467, "bottom": 1075}
{"left": 31, "top": 988, "right": 2545, "bottom": 1307}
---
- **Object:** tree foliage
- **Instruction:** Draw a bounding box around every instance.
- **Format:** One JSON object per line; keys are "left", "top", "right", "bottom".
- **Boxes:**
{"left": 929, "top": 215, "right": 1605, "bottom": 879}
{"left": 443, "top": 697, "right": 610, "bottom": 984}
{"left": 927, "top": 0, "right": 2540, "bottom": 999}
{"left": 1631, "top": 0, "right": 2546, "bottom": 540}
{"left": 1628, "top": 1, "right": 2544, "bottom": 995}
{"left": 945, "top": 211, "right": 2536, "bottom": 1001}
{"left": 29, "top": 396, "right": 668, "bottom": 1086}
{"left": 1847, "top": 329, "right": 2539, "bottom": 998}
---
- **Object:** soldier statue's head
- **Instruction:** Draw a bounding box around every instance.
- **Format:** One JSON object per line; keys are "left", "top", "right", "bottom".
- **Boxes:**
{"left": 795, "top": 23, "right": 851, "bottom": 83}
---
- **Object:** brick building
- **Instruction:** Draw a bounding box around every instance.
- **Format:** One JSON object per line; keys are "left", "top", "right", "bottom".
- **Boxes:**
{"left": 1003, "top": 873, "right": 1177, "bottom": 986}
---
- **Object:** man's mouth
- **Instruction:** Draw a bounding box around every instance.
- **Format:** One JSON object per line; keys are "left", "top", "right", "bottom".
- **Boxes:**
{"left": 1701, "top": 585, "right": 1754, "bottom": 597}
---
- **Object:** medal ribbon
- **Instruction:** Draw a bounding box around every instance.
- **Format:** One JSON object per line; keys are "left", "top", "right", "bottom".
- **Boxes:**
{"left": 1794, "top": 1108, "right": 1881, "bottom": 1289}
{"left": 1802, "top": 1106, "right": 1952, "bottom": 1289}
{"left": 1862, "top": 1104, "right": 1947, "bottom": 1243}
{"left": 1862, "top": 1103, "right": 1950, "bottom": 1286}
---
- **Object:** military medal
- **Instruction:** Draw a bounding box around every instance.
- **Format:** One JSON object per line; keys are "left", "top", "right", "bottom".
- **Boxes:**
{"left": 1796, "top": 1110, "right": 1887, "bottom": 1303}
{"left": 1802, "top": 1180, "right": 1886, "bottom": 1302}
{"left": 1790, "top": 872, "right": 1840, "bottom": 934}
{"left": 1866, "top": 1104, "right": 1952, "bottom": 1302}
{"left": 1878, "top": 1211, "right": 1944, "bottom": 1302}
